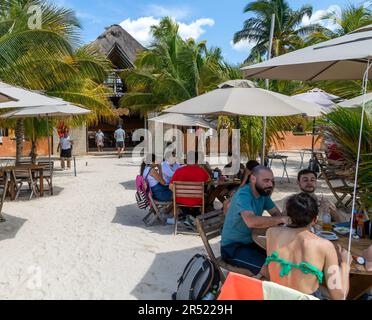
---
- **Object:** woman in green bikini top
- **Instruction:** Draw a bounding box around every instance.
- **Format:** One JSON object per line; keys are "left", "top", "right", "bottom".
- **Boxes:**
{"left": 265, "top": 193, "right": 351, "bottom": 300}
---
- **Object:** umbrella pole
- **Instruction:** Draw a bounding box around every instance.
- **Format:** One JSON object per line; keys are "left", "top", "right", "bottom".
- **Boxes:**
{"left": 311, "top": 117, "right": 316, "bottom": 157}
{"left": 46, "top": 115, "right": 52, "bottom": 179}
{"left": 261, "top": 13, "right": 275, "bottom": 166}
{"left": 344, "top": 60, "right": 372, "bottom": 299}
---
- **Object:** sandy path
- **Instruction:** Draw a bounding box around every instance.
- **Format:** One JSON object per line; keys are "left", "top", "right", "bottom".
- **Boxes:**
{"left": 0, "top": 153, "right": 339, "bottom": 299}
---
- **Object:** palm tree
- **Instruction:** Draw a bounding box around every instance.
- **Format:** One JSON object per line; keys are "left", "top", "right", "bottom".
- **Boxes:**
{"left": 320, "top": 106, "right": 372, "bottom": 208}
{"left": 0, "top": 0, "right": 115, "bottom": 163}
{"left": 307, "top": 3, "right": 372, "bottom": 44}
{"left": 120, "top": 17, "right": 241, "bottom": 115}
{"left": 234, "top": 0, "right": 323, "bottom": 62}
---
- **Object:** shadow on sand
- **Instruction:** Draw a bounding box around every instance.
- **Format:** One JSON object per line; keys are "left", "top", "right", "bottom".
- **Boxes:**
{"left": 112, "top": 204, "right": 174, "bottom": 236}
{"left": 0, "top": 213, "right": 27, "bottom": 242}
{"left": 14, "top": 186, "right": 65, "bottom": 201}
{"left": 120, "top": 180, "right": 137, "bottom": 191}
{"left": 129, "top": 241, "right": 222, "bottom": 299}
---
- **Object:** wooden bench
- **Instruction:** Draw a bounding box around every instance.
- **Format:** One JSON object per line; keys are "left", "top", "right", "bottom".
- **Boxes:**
{"left": 195, "top": 210, "right": 253, "bottom": 282}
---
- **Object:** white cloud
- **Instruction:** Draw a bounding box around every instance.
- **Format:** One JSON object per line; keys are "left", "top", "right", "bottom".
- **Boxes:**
{"left": 120, "top": 17, "right": 159, "bottom": 46}
{"left": 146, "top": 4, "right": 192, "bottom": 20}
{"left": 120, "top": 17, "right": 215, "bottom": 47}
{"left": 178, "top": 19, "right": 215, "bottom": 40}
{"left": 230, "top": 39, "right": 256, "bottom": 53}
{"left": 302, "top": 5, "right": 341, "bottom": 31}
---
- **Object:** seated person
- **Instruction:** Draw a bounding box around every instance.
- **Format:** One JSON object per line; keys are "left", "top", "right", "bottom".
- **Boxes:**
{"left": 223, "top": 152, "right": 246, "bottom": 180}
{"left": 266, "top": 193, "right": 351, "bottom": 300}
{"left": 221, "top": 166, "right": 289, "bottom": 275}
{"left": 161, "top": 151, "right": 181, "bottom": 185}
{"left": 282, "top": 169, "right": 342, "bottom": 222}
{"left": 169, "top": 152, "right": 211, "bottom": 217}
{"left": 223, "top": 160, "right": 260, "bottom": 215}
{"left": 141, "top": 154, "right": 172, "bottom": 202}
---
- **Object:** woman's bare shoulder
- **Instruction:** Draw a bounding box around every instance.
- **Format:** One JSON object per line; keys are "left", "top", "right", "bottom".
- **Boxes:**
{"left": 266, "top": 226, "right": 284, "bottom": 236}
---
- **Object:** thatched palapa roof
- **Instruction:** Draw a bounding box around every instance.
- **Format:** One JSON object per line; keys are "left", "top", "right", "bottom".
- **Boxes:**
{"left": 91, "top": 24, "right": 145, "bottom": 69}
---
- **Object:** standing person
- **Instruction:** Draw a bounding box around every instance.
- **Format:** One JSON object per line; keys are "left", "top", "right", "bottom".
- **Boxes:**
{"left": 95, "top": 129, "right": 104, "bottom": 152}
{"left": 57, "top": 129, "right": 74, "bottom": 170}
{"left": 114, "top": 125, "right": 126, "bottom": 158}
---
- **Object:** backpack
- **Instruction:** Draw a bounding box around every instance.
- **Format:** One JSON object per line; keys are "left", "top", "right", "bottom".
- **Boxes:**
{"left": 135, "top": 169, "right": 151, "bottom": 210}
{"left": 174, "top": 254, "right": 221, "bottom": 300}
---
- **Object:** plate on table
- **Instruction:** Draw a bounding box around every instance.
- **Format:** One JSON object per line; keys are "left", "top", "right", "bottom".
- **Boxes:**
{"left": 316, "top": 231, "right": 339, "bottom": 241}
{"left": 333, "top": 227, "right": 350, "bottom": 235}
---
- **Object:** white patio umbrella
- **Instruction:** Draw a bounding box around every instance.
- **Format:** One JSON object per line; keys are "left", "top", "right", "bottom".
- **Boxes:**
{"left": 0, "top": 104, "right": 91, "bottom": 179}
{"left": 292, "top": 88, "right": 341, "bottom": 109}
{"left": 292, "top": 88, "right": 342, "bottom": 155}
{"left": 164, "top": 87, "right": 322, "bottom": 117}
{"left": 148, "top": 113, "right": 213, "bottom": 128}
{"left": 241, "top": 25, "right": 372, "bottom": 80}
{"left": 243, "top": 25, "right": 372, "bottom": 299}
{"left": 0, "top": 81, "right": 66, "bottom": 108}
{"left": 339, "top": 92, "right": 372, "bottom": 107}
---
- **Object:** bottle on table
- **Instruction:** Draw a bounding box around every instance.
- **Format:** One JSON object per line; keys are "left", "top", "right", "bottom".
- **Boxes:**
{"left": 356, "top": 213, "right": 365, "bottom": 238}
{"left": 319, "top": 196, "right": 332, "bottom": 231}
{"left": 322, "top": 209, "right": 332, "bottom": 231}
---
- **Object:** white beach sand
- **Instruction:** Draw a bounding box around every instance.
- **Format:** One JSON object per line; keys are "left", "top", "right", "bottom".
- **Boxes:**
{"left": 0, "top": 153, "right": 344, "bottom": 300}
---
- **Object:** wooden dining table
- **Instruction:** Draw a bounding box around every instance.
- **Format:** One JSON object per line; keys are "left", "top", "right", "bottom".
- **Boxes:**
{"left": 0, "top": 164, "right": 46, "bottom": 200}
{"left": 206, "top": 178, "right": 242, "bottom": 210}
{"left": 252, "top": 227, "right": 372, "bottom": 300}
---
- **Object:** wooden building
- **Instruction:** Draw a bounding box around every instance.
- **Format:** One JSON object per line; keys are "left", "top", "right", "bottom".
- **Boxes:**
{"left": 87, "top": 24, "right": 146, "bottom": 151}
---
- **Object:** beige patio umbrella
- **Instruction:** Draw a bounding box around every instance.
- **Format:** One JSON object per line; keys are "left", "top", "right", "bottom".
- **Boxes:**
{"left": 243, "top": 24, "right": 372, "bottom": 299}
{"left": 339, "top": 92, "right": 372, "bottom": 107}
{"left": 0, "top": 104, "right": 91, "bottom": 178}
{"left": 0, "top": 81, "right": 66, "bottom": 108}
{"left": 148, "top": 113, "right": 213, "bottom": 128}
{"left": 241, "top": 25, "right": 372, "bottom": 80}
{"left": 164, "top": 87, "right": 322, "bottom": 117}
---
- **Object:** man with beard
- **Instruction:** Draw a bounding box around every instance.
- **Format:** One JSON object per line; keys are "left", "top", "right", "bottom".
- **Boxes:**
{"left": 282, "top": 169, "right": 342, "bottom": 222}
{"left": 221, "top": 166, "right": 289, "bottom": 275}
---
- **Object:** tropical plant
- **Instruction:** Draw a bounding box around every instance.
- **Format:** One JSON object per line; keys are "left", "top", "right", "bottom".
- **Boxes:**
{"left": 0, "top": 0, "right": 115, "bottom": 163}
{"left": 120, "top": 17, "right": 241, "bottom": 115}
{"left": 234, "top": 0, "right": 324, "bottom": 62}
{"left": 320, "top": 106, "right": 372, "bottom": 208}
{"left": 307, "top": 3, "right": 372, "bottom": 44}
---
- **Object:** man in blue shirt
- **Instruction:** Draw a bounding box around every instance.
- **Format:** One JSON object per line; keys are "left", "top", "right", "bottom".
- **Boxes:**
{"left": 221, "top": 165, "right": 289, "bottom": 275}
{"left": 114, "top": 125, "right": 126, "bottom": 158}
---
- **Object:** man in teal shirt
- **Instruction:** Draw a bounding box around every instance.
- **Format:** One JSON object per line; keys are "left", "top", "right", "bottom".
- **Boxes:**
{"left": 221, "top": 165, "right": 289, "bottom": 275}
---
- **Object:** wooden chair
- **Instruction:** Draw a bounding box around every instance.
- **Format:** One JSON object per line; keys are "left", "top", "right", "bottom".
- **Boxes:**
{"left": 12, "top": 168, "right": 38, "bottom": 200}
{"left": 143, "top": 192, "right": 173, "bottom": 226}
{"left": 195, "top": 210, "right": 253, "bottom": 282}
{"left": 314, "top": 153, "right": 358, "bottom": 208}
{"left": 0, "top": 173, "right": 9, "bottom": 222}
{"left": 36, "top": 161, "right": 54, "bottom": 195}
{"left": 173, "top": 181, "right": 205, "bottom": 235}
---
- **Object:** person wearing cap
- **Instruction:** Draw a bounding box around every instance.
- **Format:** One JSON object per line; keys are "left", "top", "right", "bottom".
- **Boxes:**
{"left": 114, "top": 125, "right": 126, "bottom": 158}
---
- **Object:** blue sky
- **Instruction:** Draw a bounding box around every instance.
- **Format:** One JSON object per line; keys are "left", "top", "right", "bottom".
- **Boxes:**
{"left": 51, "top": 0, "right": 369, "bottom": 64}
